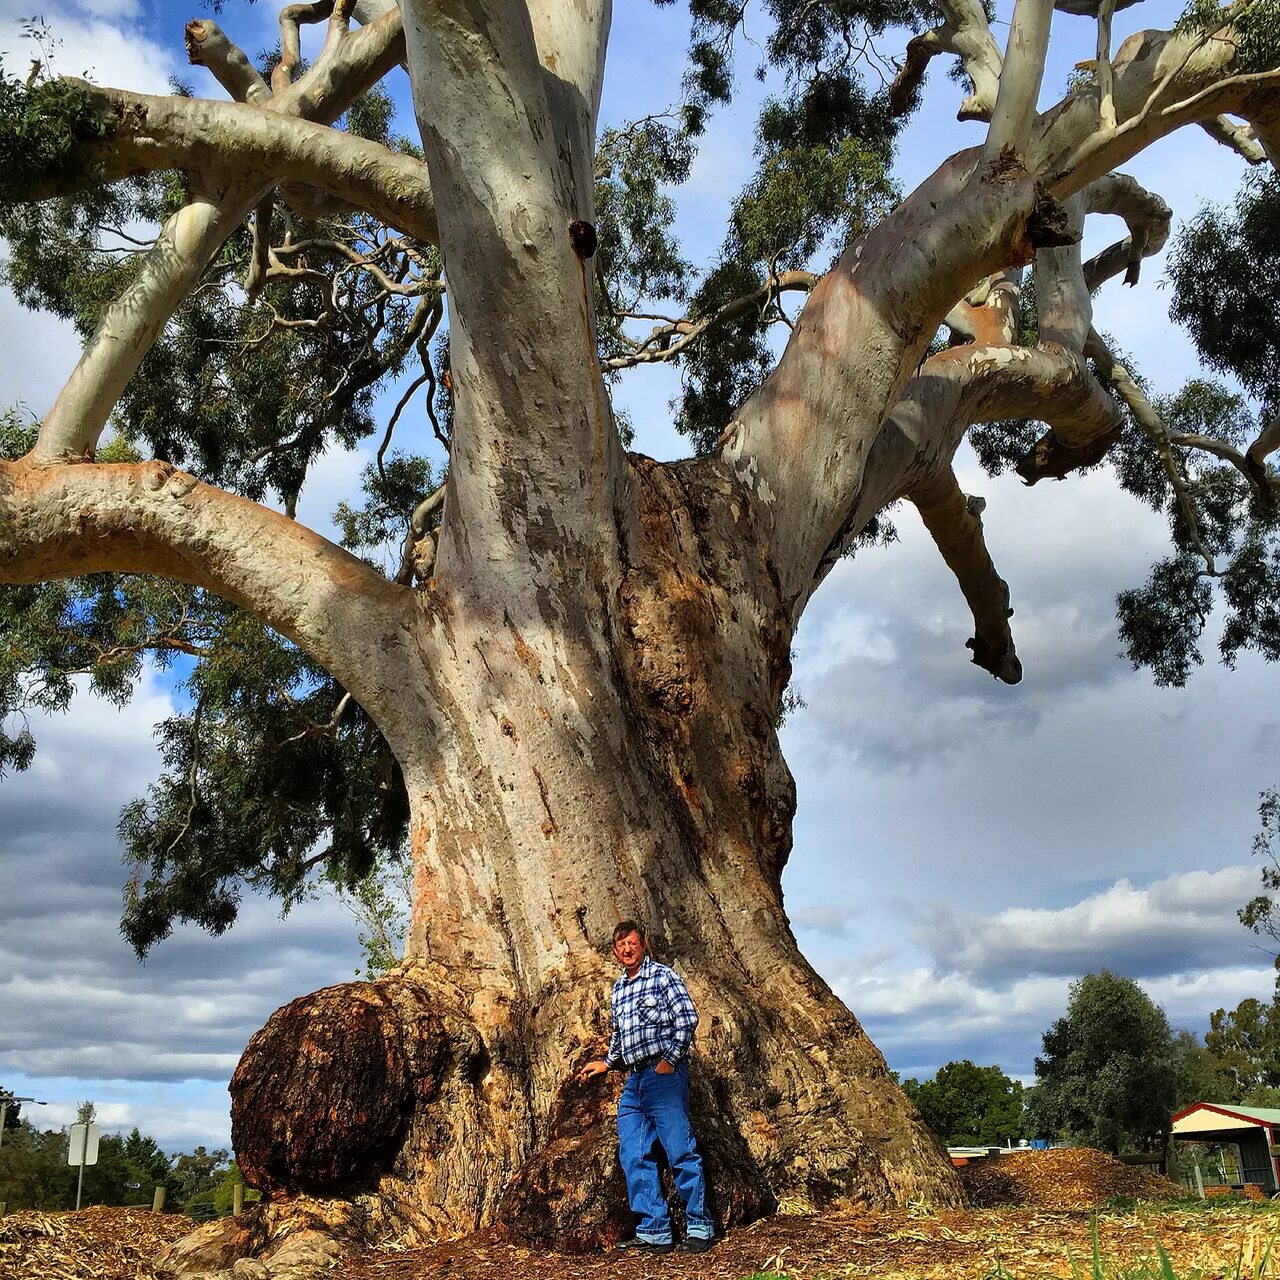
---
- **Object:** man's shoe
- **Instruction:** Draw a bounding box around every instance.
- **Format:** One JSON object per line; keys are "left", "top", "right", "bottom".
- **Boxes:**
{"left": 615, "top": 1237, "right": 674, "bottom": 1254}
{"left": 679, "top": 1236, "right": 716, "bottom": 1253}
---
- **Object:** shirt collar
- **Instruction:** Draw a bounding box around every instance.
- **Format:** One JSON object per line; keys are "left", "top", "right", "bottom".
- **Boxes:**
{"left": 622, "top": 954, "right": 654, "bottom": 982}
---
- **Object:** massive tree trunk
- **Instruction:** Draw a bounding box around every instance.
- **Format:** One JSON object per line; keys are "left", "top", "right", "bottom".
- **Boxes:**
{"left": 4, "top": 4, "right": 1277, "bottom": 1276}
{"left": 156, "top": 450, "right": 958, "bottom": 1276}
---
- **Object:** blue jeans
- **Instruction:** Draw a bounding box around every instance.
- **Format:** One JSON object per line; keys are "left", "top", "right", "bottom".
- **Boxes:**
{"left": 617, "top": 1061, "right": 714, "bottom": 1243}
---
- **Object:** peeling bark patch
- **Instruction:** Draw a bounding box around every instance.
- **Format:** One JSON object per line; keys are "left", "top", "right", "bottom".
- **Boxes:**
{"left": 506, "top": 616, "right": 544, "bottom": 681}
{"left": 1026, "top": 186, "right": 1079, "bottom": 250}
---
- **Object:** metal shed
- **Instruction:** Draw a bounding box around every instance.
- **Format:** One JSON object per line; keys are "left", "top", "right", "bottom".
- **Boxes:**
{"left": 1170, "top": 1103, "right": 1280, "bottom": 1194}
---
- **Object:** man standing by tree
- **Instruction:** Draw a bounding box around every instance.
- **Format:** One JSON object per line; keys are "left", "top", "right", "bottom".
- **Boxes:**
{"left": 578, "top": 921, "right": 715, "bottom": 1254}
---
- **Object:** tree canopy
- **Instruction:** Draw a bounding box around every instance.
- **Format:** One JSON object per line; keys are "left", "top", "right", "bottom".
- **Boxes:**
{"left": 1030, "top": 971, "right": 1178, "bottom": 1154}
{"left": 0, "top": 1, "right": 1278, "bottom": 947}
{"left": 901, "top": 1060, "right": 1026, "bottom": 1147}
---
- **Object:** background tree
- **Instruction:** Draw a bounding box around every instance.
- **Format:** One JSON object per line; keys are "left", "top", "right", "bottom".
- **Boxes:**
{"left": 1171, "top": 1028, "right": 1242, "bottom": 1108}
{"left": 1204, "top": 997, "right": 1280, "bottom": 1103}
{"left": 0, "top": 1118, "right": 199, "bottom": 1212}
{"left": 2, "top": 0, "right": 1280, "bottom": 1270}
{"left": 0, "top": 1088, "right": 21, "bottom": 1132}
{"left": 900, "top": 1060, "right": 1026, "bottom": 1147}
{"left": 1029, "top": 971, "right": 1178, "bottom": 1154}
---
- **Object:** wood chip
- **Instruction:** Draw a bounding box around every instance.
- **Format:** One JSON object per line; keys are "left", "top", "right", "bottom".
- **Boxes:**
{"left": 959, "top": 1147, "right": 1184, "bottom": 1211}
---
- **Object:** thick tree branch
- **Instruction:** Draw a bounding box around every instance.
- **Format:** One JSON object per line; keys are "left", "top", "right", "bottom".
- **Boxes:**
{"left": 985, "top": 0, "right": 1054, "bottom": 160}
{"left": 1034, "top": 26, "right": 1280, "bottom": 194}
{"left": 944, "top": 270, "right": 1022, "bottom": 345}
{"left": 37, "top": 196, "right": 249, "bottom": 464}
{"left": 402, "top": 0, "right": 625, "bottom": 587}
{"left": 185, "top": 20, "right": 271, "bottom": 105}
{"left": 1200, "top": 114, "right": 1267, "bottom": 164}
{"left": 1035, "top": 193, "right": 1089, "bottom": 351}
{"left": 729, "top": 12, "right": 1272, "bottom": 616}
{"left": 0, "top": 458, "right": 421, "bottom": 748}
{"left": 910, "top": 470, "right": 1021, "bottom": 684}
{"left": 890, "top": 0, "right": 1003, "bottom": 121}
{"left": 1082, "top": 171, "right": 1171, "bottom": 288}
{"left": 1094, "top": 0, "right": 1119, "bottom": 130}
{"left": 32, "top": 6, "right": 421, "bottom": 463}
{"left": 50, "top": 86, "right": 436, "bottom": 244}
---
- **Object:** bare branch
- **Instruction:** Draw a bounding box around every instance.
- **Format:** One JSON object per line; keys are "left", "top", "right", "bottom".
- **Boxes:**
{"left": 890, "top": 0, "right": 1003, "bottom": 121}
{"left": 1082, "top": 172, "right": 1171, "bottom": 289}
{"left": 605, "top": 271, "right": 817, "bottom": 371}
{"left": 1089, "top": 337, "right": 1217, "bottom": 573}
{"left": 911, "top": 469, "right": 1021, "bottom": 683}
{"left": 1200, "top": 114, "right": 1268, "bottom": 164}
{"left": 244, "top": 196, "right": 274, "bottom": 304}
{"left": 185, "top": 19, "right": 271, "bottom": 104}
{"left": 274, "top": 0, "right": 336, "bottom": 93}
{"left": 985, "top": 0, "right": 1055, "bottom": 160}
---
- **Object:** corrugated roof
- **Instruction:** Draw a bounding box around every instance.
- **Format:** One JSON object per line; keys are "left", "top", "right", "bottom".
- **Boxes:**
{"left": 1174, "top": 1102, "right": 1280, "bottom": 1125}
{"left": 1211, "top": 1105, "right": 1280, "bottom": 1123}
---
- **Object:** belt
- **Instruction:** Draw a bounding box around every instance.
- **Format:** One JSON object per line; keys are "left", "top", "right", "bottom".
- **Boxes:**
{"left": 628, "top": 1056, "right": 673, "bottom": 1072}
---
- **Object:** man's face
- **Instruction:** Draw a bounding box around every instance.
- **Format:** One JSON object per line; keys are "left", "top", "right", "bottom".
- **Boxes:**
{"left": 612, "top": 930, "right": 646, "bottom": 971}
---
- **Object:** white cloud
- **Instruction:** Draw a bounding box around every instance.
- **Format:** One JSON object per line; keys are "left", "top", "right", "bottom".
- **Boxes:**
{"left": 0, "top": 673, "right": 365, "bottom": 1153}
{"left": 917, "top": 867, "right": 1266, "bottom": 983}
{"left": 0, "top": 1, "right": 178, "bottom": 95}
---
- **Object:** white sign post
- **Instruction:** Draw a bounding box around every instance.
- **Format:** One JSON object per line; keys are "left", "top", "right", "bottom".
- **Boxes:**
{"left": 67, "top": 1122, "right": 101, "bottom": 1210}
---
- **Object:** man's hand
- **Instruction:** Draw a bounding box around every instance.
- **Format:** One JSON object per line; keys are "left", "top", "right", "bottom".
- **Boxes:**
{"left": 577, "top": 1059, "right": 609, "bottom": 1083}
{"left": 655, "top": 1059, "right": 675, "bottom": 1074}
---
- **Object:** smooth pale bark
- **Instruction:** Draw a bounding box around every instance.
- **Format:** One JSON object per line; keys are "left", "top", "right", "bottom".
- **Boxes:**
{"left": 984, "top": 0, "right": 1054, "bottom": 159}
{"left": 35, "top": 198, "right": 249, "bottom": 463}
{"left": 0, "top": 459, "right": 421, "bottom": 740}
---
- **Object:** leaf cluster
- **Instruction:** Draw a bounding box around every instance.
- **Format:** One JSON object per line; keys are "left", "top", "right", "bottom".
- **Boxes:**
{"left": 0, "top": 69, "right": 108, "bottom": 206}
{"left": 117, "top": 596, "right": 409, "bottom": 955}
{"left": 1177, "top": 0, "right": 1280, "bottom": 76}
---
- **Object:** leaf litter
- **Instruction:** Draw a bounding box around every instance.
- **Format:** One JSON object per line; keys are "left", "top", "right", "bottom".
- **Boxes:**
{"left": 0, "top": 1151, "right": 1276, "bottom": 1280}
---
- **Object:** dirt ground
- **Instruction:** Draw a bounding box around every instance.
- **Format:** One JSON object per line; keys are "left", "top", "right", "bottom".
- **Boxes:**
{"left": 5, "top": 1202, "right": 1280, "bottom": 1280}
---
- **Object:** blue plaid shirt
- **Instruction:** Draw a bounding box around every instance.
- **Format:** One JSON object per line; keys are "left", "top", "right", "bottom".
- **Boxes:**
{"left": 605, "top": 955, "right": 699, "bottom": 1069}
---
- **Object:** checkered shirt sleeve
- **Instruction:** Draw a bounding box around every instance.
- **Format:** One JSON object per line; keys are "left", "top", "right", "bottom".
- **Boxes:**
{"left": 604, "top": 957, "right": 698, "bottom": 1069}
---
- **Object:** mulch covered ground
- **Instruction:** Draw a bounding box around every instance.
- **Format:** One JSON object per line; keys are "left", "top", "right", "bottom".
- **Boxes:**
{"left": 0, "top": 1151, "right": 1271, "bottom": 1280}
{"left": 0, "top": 1205, "right": 193, "bottom": 1279}
{"left": 959, "top": 1145, "right": 1185, "bottom": 1211}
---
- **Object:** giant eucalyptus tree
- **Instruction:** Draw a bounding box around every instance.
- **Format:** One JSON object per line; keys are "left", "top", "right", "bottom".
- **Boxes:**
{"left": 3, "top": 0, "right": 1280, "bottom": 1272}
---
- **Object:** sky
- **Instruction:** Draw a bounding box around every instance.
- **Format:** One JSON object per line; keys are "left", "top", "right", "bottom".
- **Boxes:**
{"left": 1, "top": 0, "right": 1278, "bottom": 1153}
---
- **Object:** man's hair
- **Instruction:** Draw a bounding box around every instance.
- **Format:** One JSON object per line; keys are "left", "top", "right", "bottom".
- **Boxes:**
{"left": 612, "top": 919, "right": 645, "bottom": 944}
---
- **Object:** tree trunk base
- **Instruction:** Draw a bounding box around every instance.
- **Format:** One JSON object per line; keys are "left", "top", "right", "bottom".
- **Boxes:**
{"left": 157, "top": 967, "right": 959, "bottom": 1274}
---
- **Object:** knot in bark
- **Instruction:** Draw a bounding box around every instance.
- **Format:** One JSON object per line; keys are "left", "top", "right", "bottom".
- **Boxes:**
{"left": 568, "top": 220, "right": 597, "bottom": 259}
